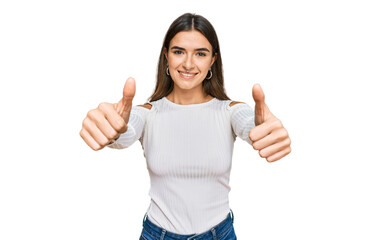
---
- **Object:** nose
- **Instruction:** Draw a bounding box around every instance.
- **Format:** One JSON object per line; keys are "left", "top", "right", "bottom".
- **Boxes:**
{"left": 182, "top": 54, "right": 194, "bottom": 72}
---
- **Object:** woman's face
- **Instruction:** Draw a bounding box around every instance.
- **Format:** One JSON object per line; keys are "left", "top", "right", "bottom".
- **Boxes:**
{"left": 165, "top": 30, "right": 216, "bottom": 93}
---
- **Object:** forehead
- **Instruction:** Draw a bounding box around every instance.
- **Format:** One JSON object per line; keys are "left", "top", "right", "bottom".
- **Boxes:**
{"left": 170, "top": 30, "right": 212, "bottom": 49}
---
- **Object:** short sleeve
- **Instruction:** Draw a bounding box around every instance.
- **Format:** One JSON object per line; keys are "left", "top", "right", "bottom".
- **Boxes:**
{"left": 107, "top": 105, "right": 150, "bottom": 149}
{"left": 227, "top": 102, "right": 255, "bottom": 145}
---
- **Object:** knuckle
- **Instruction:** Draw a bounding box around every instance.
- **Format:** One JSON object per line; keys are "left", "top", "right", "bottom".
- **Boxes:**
{"left": 82, "top": 117, "right": 89, "bottom": 128}
{"left": 287, "top": 146, "right": 292, "bottom": 154}
{"left": 248, "top": 131, "right": 255, "bottom": 141}
{"left": 80, "top": 129, "right": 86, "bottom": 140}
{"left": 87, "top": 109, "right": 98, "bottom": 119}
{"left": 107, "top": 130, "right": 118, "bottom": 140}
{"left": 104, "top": 138, "right": 111, "bottom": 146}
{"left": 280, "top": 127, "right": 289, "bottom": 137}
{"left": 286, "top": 137, "right": 292, "bottom": 146}
{"left": 92, "top": 145, "right": 102, "bottom": 151}
{"left": 276, "top": 128, "right": 288, "bottom": 141}
{"left": 283, "top": 128, "right": 289, "bottom": 137}
{"left": 277, "top": 119, "right": 283, "bottom": 127}
{"left": 267, "top": 158, "right": 275, "bottom": 163}
{"left": 99, "top": 140, "right": 109, "bottom": 147}
{"left": 120, "top": 123, "right": 128, "bottom": 133}
{"left": 98, "top": 102, "right": 107, "bottom": 111}
{"left": 271, "top": 119, "right": 282, "bottom": 129}
{"left": 101, "top": 102, "right": 113, "bottom": 112}
{"left": 96, "top": 136, "right": 108, "bottom": 146}
{"left": 259, "top": 150, "right": 265, "bottom": 158}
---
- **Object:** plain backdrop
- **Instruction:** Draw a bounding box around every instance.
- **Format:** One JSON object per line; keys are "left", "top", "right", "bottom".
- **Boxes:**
{"left": 1, "top": 0, "right": 370, "bottom": 239}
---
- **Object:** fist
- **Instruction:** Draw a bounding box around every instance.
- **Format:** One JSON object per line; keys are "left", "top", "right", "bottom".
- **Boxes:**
{"left": 80, "top": 77, "right": 136, "bottom": 151}
{"left": 250, "top": 83, "right": 291, "bottom": 162}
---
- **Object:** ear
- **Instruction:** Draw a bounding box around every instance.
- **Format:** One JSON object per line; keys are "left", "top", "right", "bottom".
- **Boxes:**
{"left": 163, "top": 48, "right": 168, "bottom": 61}
{"left": 210, "top": 52, "right": 217, "bottom": 67}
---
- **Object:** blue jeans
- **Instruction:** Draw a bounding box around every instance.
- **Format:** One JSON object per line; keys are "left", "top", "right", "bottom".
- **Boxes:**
{"left": 139, "top": 209, "right": 237, "bottom": 240}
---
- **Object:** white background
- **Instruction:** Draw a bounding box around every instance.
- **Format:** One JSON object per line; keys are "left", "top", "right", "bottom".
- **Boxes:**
{"left": 1, "top": 0, "right": 370, "bottom": 239}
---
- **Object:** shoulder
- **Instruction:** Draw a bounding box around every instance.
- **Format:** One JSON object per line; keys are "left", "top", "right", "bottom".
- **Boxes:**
{"left": 229, "top": 101, "right": 246, "bottom": 107}
{"left": 137, "top": 103, "right": 152, "bottom": 110}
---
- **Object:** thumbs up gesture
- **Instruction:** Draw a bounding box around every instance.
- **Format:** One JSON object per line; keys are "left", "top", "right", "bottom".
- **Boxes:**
{"left": 249, "top": 84, "right": 291, "bottom": 162}
{"left": 80, "top": 77, "right": 136, "bottom": 151}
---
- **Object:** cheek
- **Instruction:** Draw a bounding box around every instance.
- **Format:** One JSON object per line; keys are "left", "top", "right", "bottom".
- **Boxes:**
{"left": 168, "top": 57, "right": 183, "bottom": 69}
{"left": 196, "top": 60, "right": 212, "bottom": 71}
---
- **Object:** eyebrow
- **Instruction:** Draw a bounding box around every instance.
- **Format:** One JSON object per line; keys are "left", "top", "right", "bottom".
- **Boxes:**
{"left": 171, "top": 46, "right": 210, "bottom": 52}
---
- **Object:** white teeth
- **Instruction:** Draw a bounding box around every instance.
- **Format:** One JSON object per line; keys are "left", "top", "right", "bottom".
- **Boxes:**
{"left": 180, "top": 72, "right": 195, "bottom": 77}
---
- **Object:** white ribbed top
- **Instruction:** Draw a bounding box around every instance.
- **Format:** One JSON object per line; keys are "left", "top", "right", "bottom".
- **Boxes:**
{"left": 108, "top": 96, "right": 255, "bottom": 234}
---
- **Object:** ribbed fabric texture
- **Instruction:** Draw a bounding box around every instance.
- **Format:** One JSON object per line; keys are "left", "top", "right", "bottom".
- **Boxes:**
{"left": 108, "top": 96, "right": 255, "bottom": 234}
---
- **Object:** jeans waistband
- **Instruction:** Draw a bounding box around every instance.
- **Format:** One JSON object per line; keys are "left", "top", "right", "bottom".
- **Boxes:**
{"left": 142, "top": 209, "right": 234, "bottom": 240}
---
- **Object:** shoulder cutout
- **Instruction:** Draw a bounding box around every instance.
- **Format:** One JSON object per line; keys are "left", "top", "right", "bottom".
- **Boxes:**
{"left": 229, "top": 101, "right": 246, "bottom": 107}
{"left": 137, "top": 103, "right": 152, "bottom": 110}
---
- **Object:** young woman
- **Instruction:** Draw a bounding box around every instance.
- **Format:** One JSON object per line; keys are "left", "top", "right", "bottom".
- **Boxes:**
{"left": 80, "top": 13, "right": 291, "bottom": 240}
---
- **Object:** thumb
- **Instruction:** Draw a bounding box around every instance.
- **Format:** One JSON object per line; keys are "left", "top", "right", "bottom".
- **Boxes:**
{"left": 252, "top": 83, "right": 271, "bottom": 125}
{"left": 115, "top": 77, "right": 136, "bottom": 124}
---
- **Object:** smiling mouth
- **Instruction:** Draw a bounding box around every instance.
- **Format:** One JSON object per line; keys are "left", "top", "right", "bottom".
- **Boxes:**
{"left": 178, "top": 71, "right": 198, "bottom": 78}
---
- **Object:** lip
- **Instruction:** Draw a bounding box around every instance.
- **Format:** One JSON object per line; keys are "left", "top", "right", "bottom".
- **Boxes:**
{"left": 178, "top": 70, "right": 198, "bottom": 79}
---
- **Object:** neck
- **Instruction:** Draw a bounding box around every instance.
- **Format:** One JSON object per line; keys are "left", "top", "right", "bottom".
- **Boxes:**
{"left": 166, "top": 91, "right": 213, "bottom": 105}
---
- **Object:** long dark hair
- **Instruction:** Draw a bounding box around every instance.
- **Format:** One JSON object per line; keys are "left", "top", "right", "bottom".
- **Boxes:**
{"left": 146, "top": 13, "right": 231, "bottom": 103}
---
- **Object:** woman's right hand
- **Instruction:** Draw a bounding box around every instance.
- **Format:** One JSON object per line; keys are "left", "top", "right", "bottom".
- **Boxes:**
{"left": 80, "top": 77, "right": 136, "bottom": 151}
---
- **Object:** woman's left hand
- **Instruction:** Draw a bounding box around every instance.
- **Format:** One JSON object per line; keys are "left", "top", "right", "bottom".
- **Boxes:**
{"left": 249, "top": 84, "right": 292, "bottom": 162}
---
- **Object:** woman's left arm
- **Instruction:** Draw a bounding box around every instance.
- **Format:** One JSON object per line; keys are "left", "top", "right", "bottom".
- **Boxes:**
{"left": 249, "top": 84, "right": 292, "bottom": 162}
